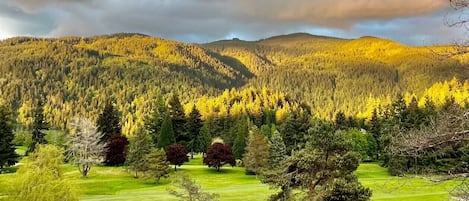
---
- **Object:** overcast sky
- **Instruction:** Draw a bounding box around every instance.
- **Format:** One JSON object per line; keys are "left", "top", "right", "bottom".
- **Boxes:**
{"left": 0, "top": 0, "right": 466, "bottom": 45}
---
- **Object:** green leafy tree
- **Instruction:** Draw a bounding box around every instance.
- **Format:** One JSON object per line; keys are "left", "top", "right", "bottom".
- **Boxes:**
{"left": 142, "top": 148, "right": 170, "bottom": 183}
{"left": 0, "top": 105, "right": 18, "bottom": 172}
{"left": 185, "top": 106, "right": 203, "bottom": 158}
{"left": 28, "top": 101, "right": 49, "bottom": 154}
{"left": 146, "top": 94, "right": 168, "bottom": 146}
{"left": 268, "top": 130, "right": 287, "bottom": 170}
{"left": 168, "top": 94, "right": 188, "bottom": 146}
{"left": 5, "top": 144, "right": 78, "bottom": 201}
{"left": 97, "top": 102, "right": 122, "bottom": 144}
{"left": 126, "top": 127, "right": 153, "bottom": 178}
{"left": 168, "top": 172, "right": 219, "bottom": 201}
{"left": 265, "top": 121, "right": 371, "bottom": 201}
{"left": 243, "top": 128, "right": 270, "bottom": 178}
{"left": 158, "top": 115, "right": 176, "bottom": 149}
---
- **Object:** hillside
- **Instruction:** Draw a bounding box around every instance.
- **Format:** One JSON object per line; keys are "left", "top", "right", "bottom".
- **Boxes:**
{"left": 0, "top": 33, "right": 467, "bottom": 134}
{"left": 204, "top": 33, "right": 469, "bottom": 119}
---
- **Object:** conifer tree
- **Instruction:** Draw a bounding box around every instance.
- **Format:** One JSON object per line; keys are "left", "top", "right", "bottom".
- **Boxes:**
{"left": 243, "top": 128, "right": 270, "bottom": 178}
{"left": 126, "top": 128, "right": 153, "bottom": 178}
{"left": 280, "top": 113, "right": 309, "bottom": 155}
{"left": 268, "top": 130, "right": 287, "bottom": 170}
{"left": 168, "top": 94, "right": 188, "bottom": 146}
{"left": 158, "top": 115, "right": 176, "bottom": 149}
{"left": 146, "top": 94, "right": 167, "bottom": 146}
{"left": 232, "top": 117, "right": 249, "bottom": 160}
{"left": 97, "top": 102, "right": 121, "bottom": 144}
{"left": 184, "top": 106, "right": 203, "bottom": 158}
{"left": 369, "top": 108, "right": 382, "bottom": 160}
{"left": 142, "top": 148, "right": 170, "bottom": 183}
{"left": 0, "top": 105, "right": 18, "bottom": 172}
{"left": 196, "top": 123, "right": 212, "bottom": 156}
{"left": 334, "top": 111, "right": 347, "bottom": 130}
{"left": 28, "top": 100, "right": 49, "bottom": 154}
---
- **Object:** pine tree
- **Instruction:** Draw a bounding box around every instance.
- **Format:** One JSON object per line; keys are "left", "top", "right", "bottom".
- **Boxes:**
{"left": 268, "top": 130, "right": 287, "bottom": 170}
{"left": 334, "top": 111, "right": 347, "bottom": 130}
{"left": 243, "top": 128, "right": 270, "bottom": 178}
{"left": 28, "top": 100, "right": 49, "bottom": 154}
{"left": 146, "top": 94, "right": 167, "bottom": 146}
{"left": 369, "top": 108, "right": 382, "bottom": 160}
{"left": 0, "top": 105, "right": 18, "bottom": 172}
{"left": 97, "top": 102, "right": 121, "bottom": 144}
{"left": 184, "top": 106, "right": 203, "bottom": 158}
{"left": 126, "top": 128, "right": 153, "bottom": 178}
{"left": 168, "top": 94, "right": 187, "bottom": 146}
{"left": 232, "top": 117, "right": 249, "bottom": 160}
{"left": 390, "top": 94, "right": 410, "bottom": 130}
{"left": 196, "top": 123, "right": 212, "bottom": 156}
{"left": 143, "top": 148, "right": 170, "bottom": 183}
{"left": 280, "top": 112, "right": 309, "bottom": 155}
{"left": 158, "top": 115, "right": 176, "bottom": 149}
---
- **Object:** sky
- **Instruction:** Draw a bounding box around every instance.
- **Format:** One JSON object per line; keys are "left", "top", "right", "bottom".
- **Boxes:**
{"left": 0, "top": 0, "right": 467, "bottom": 45}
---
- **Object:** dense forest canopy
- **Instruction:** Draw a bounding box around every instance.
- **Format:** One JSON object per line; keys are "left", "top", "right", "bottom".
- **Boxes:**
{"left": 0, "top": 33, "right": 467, "bottom": 135}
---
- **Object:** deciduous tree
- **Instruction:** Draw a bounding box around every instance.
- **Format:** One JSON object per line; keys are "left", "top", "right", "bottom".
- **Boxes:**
{"left": 104, "top": 135, "right": 129, "bottom": 166}
{"left": 203, "top": 142, "right": 236, "bottom": 172}
{"left": 166, "top": 144, "right": 189, "bottom": 171}
{"left": 6, "top": 144, "right": 78, "bottom": 201}
{"left": 67, "top": 117, "right": 104, "bottom": 177}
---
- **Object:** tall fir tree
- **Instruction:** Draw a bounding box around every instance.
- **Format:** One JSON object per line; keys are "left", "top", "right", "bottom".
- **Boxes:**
{"left": 0, "top": 105, "right": 18, "bottom": 171}
{"left": 243, "top": 128, "right": 270, "bottom": 178}
{"left": 28, "top": 100, "right": 49, "bottom": 154}
{"left": 168, "top": 94, "right": 188, "bottom": 146}
{"left": 97, "top": 102, "right": 122, "bottom": 144}
{"left": 184, "top": 106, "right": 203, "bottom": 158}
{"left": 280, "top": 112, "right": 310, "bottom": 155}
{"left": 196, "top": 123, "right": 212, "bottom": 156}
{"left": 390, "top": 94, "right": 410, "bottom": 130}
{"left": 268, "top": 130, "right": 287, "bottom": 170}
{"left": 142, "top": 148, "right": 170, "bottom": 183}
{"left": 368, "top": 108, "right": 382, "bottom": 160}
{"left": 158, "top": 114, "right": 176, "bottom": 149}
{"left": 126, "top": 127, "right": 153, "bottom": 178}
{"left": 232, "top": 117, "right": 249, "bottom": 160}
{"left": 146, "top": 94, "right": 168, "bottom": 146}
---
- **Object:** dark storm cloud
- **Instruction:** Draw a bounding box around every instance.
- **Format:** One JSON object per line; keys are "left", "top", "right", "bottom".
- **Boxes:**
{"left": 0, "top": 0, "right": 463, "bottom": 45}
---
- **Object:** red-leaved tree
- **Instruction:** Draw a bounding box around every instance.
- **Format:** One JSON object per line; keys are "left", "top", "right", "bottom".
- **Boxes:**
{"left": 166, "top": 144, "right": 189, "bottom": 171}
{"left": 203, "top": 143, "right": 236, "bottom": 172}
{"left": 104, "top": 135, "right": 129, "bottom": 166}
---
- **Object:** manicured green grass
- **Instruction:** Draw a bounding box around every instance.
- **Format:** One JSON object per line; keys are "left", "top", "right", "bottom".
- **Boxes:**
{"left": 0, "top": 156, "right": 463, "bottom": 201}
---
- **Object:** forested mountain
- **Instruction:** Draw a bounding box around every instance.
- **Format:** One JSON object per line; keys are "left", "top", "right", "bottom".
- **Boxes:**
{"left": 0, "top": 33, "right": 467, "bottom": 135}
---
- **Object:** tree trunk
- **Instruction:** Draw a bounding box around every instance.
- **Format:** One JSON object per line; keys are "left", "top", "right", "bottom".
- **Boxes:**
{"left": 134, "top": 170, "right": 138, "bottom": 178}
{"left": 174, "top": 165, "right": 177, "bottom": 171}
{"left": 217, "top": 166, "right": 220, "bottom": 172}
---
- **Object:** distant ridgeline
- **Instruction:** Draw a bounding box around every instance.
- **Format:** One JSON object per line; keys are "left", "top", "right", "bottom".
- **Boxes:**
{"left": 0, "top": 33, "right": 467, "bottom": 135}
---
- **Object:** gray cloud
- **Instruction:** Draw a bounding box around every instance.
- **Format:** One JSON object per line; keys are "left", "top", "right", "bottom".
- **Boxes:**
{"left": 0, "top": 0, "right": 464, "bottom": 45}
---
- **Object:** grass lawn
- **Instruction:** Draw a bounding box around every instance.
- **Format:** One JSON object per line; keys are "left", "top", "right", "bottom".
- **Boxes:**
{"left": 0, "top": 155, "right": 463, "bottom": 201}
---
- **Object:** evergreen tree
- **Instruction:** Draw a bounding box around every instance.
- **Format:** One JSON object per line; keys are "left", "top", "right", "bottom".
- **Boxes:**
{"left": 97, "top": 102, "right": 121, "bottom": 144}
{"left": 168, "top": 94, "right": 188, "bottom": 146}
{"left": 143, "top": 148, "right": 170, "bottom": 183}
{"left": 369, "top": 108, "right": 382, "bottom": 160}
{"left": 28, "top": 100, "right": 49, "bottom": 154}
{"left": 407, "top": 97, "right": 423, "bottom": 128}
{"left": 196, "top": 123, "right": 212, "bottom": 156}
{"left": 334, "top": 111, "right": 347, "bottom": 130}
{"left": 0, "top": 105, "right": 18, "bottom": 172}
{"left": 280, "top": 112, "right": 309, "bottom": 155}
{"left": 146, "top": 94, "right": 167, "bottom": 146}
{"left": 268, "top": 130, "right": 287, "bottom": 170}
{"left": 390, "top": 94, "right": 410, "bottom": 130}
{"left": 243, "top": 128, "right": 270, "bottom": 178}
{"left": 184, "top": 106, "right": 203, "bottom": 158}
{"left": 158, "top": 115, "right": 176, "bottom": 149}
{"left": 168, "top": 172, "right": 220, "bottom": 201}
{"left": 232, "top": 117, "right": 249, "bottom": 160}
{"left": 126, "top": 128, "right": 153, "bottom": 178}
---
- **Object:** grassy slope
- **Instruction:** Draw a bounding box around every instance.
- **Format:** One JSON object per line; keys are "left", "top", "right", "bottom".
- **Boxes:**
{"left": 0, "top": 155, "right": 461, "bottom": 201}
